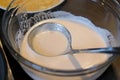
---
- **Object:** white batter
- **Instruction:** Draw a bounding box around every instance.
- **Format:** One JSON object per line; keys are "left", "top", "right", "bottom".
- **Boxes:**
{"left": 20, "top": 18, "right": 112, "bottom": 70}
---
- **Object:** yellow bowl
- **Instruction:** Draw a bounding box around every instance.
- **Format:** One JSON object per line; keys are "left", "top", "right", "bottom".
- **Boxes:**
{"left": 0, "top": 0, "right": 64, "bottom": 12}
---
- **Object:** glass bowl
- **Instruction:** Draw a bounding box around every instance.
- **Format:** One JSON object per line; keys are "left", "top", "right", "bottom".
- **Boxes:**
{"left": 1, "top": 0, "right": 120, "bottom": 80}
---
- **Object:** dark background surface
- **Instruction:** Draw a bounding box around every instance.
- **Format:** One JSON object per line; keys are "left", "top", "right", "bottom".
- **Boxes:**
{"left": 0, "top": 7, "right": 120, "bottom": 80}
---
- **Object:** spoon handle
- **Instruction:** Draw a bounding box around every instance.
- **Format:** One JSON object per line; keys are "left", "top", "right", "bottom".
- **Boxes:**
{"left": 72, "top": 47, "right": 120, "bottom": 55}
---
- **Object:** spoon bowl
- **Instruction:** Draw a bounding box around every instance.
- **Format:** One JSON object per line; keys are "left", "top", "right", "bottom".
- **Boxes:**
{"left": 28, "top": 22, "right": 72, "bottom": 57}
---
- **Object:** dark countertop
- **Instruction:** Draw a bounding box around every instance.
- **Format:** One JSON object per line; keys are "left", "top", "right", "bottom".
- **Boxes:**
{"left": 0, "top": 8, "right": 120, "bottom": 80}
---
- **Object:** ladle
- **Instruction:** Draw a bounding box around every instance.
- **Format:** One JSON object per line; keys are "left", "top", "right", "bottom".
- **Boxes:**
{"left": 28, "top": 22, "right": 120, "bottom": 57}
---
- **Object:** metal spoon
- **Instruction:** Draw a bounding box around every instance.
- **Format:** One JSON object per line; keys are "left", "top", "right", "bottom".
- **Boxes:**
{"left": 28, "top": 22, "right": 120, "bottom": 57}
